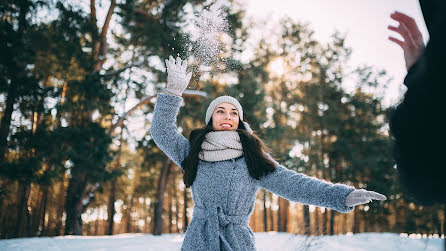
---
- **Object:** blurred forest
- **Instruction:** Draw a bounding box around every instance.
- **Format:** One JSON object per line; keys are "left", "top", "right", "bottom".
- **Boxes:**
{"left": 0, "top": 0, "right": 444, "bottom": 239}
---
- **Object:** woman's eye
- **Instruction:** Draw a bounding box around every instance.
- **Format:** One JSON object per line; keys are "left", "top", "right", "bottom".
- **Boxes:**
{"left": 217, "top": 110, "right": 223, "bottom": 113}
{"left": 232, "top": 112, "right": 238, "bottom": 116}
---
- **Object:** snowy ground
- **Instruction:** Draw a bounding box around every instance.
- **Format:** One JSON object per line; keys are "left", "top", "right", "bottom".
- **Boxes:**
{"left": 0, "top": 232, "right": 443, "bottom": 251}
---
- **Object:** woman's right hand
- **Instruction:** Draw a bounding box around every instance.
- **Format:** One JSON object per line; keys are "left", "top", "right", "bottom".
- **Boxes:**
{"left": 388, "top": 11, "right": 425, "bottom": 71}
{"left": 165, "top": 55, "right": 192, "bottom": 96}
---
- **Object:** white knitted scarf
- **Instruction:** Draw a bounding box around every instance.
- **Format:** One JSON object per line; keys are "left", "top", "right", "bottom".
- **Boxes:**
{"left": 199, "top": 131, "right": 243, "bottom": 162}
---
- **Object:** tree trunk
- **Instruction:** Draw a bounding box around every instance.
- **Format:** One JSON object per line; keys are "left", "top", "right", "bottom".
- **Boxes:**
{"left": 183, "top": 187, "right": 189, "bottom": 232}
{"left": 168, "top": 170, "right": 176, "bottom": 233}
{"left": 153, "top": 158, "right": 173, "bottom": 235}
{"left": 126, "top": 196, "right": 133, "bottom": 233}
{"left": 277, "top": 197, "right": 281, "bottom": 232}
{"left": 353, "top": 207, "right": 361, "bottom": 233}
{"left": 38, "top": 185, "right": 49, "bottom": 236}
{"left": 269, "top": 193, "right": 274, "bottom": 231}
{"left": 168, "top": 184, "right": 173, "bottom": 233}
{"left": 315, "top": 208, "right": 321, "bottom": 235}
{"left": 277, "top": 197, "right": 288, "bottom": 232}
{"left": 64, "top": 168, "right": 88, "bottom": 235}
{"left": 0, "top": 81, "right": 17, "bottom": 163}
{"left": 303, "top": 205, "right": 310, "bottom": 235}
{"left": 54, "top": 174, "right": 66, "bottom": 235}
{"left": 107, "top": 179, "right": 117, "bottom": 235}
{"left": 323, "top": 209, "right": 328, "bottom": 235}
{"left": 15, "top": 183, "right": 31, "bottom": 237}
{"left": 173, "top": 171, "right": 180, "bottom": 233}
{"left": 330, "top": 209, "right": 336, "bottom": 235}
{"left": 95, "top": 209, "right": 100, "bottom": 235}
{"left": 263, "top": 190, "right": 268, "bottom": 232}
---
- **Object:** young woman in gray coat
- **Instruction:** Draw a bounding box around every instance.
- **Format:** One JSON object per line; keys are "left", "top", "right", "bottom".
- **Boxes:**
{"left": 150, "top": 56, "right": 387, "bottom": 251}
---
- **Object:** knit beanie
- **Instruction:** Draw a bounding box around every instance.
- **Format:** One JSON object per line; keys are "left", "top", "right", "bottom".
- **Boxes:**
{"left": 205, "top": 96, "right": 243, "bottom": 124}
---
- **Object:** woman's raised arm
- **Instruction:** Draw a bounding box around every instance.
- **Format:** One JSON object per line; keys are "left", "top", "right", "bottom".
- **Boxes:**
{"left": 150, "top": 56, "right": 192, "bottom": 167}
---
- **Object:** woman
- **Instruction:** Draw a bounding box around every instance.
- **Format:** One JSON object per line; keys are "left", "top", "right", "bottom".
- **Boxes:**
{"left": 151, "top": 56, "right": 386, "bottom": 251}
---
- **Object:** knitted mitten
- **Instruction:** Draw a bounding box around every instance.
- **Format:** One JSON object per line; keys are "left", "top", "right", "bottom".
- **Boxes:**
{"left": 345, "top": 189, "right": 387, "bottom": 207}
{"left": 164, "top": 55, "right": 192, "bottom": 96}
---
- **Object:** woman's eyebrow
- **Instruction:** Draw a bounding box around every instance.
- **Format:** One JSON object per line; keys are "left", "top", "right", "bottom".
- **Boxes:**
{"left": 216, "top": 106, "right": 237, "bottom": 112}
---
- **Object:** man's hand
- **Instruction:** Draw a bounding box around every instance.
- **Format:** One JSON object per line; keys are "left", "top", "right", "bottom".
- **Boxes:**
{"left": 388, "top": 11, "right": 425, "bottom": 70}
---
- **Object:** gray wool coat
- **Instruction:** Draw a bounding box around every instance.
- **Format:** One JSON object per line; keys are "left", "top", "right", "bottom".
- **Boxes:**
{"left": 150, "top": 93, "right": 355, "bottom": 251}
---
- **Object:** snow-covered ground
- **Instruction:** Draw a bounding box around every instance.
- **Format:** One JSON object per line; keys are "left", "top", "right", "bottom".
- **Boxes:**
{"left": 0, "top": 232, "right": 443, "bottom": 251}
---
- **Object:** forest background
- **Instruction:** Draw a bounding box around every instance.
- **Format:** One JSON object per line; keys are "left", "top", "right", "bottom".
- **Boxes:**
{"left": 0, "top": 0, "right": 444, "bottom": 239}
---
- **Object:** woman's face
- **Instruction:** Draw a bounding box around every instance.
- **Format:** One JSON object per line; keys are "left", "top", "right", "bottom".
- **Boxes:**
{"left": 212, "top": 102, "right": 240, "bottom": 131}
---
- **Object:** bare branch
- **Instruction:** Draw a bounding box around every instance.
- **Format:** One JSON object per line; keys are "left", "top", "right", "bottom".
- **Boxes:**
{"left": 100, "top": 0, "right": 116, "bottom": 46}
{"left": 94, "top": 0, "right": 117, "bottom": 72}
{"left": 90, "top": 0, "right": 96, "bottom": 25}
{"left": 108, "top": 91, "right": 208, "bottom": 135}
{"left": 109, "top": 94, "right": 157, "bottom": 135}
{"left": 183, "top": 89, "right": 209, "bottom": 97}
{"left": 101, "top": 61, "right": 145, "bottom": 77}
{"left": 82, "top": 182, "right": 100, "bottom": 213}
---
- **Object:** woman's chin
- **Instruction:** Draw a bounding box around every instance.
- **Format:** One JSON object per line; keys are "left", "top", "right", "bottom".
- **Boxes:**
{"left": 216, "top": 128, "right": 235, "bottom": 131}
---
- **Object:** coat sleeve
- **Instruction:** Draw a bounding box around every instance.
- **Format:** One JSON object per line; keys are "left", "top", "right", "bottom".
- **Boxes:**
{"left": 258, "top": 165, "right": 355, "bottom": 213}
{"left": 150, "top": 93, "right": 190, "bottom": 167}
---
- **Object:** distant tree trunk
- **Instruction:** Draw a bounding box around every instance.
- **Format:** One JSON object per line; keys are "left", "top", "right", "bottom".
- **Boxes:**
{"left": 64, "top": 168, "right": 88, "bottom": 235}
{"left": 39, "top": 185, "right": 49, "bottom": 236}
{"left": 126, "top": 196, "right": 133, "bottom": 233}
{"left": 54, "top": 174, "right": 66, "bottom": 235}
{"left": 277, "top": 197, "right": 288, "bottom": 232}
{"left": 95, "top": 209, "right": 100, "bottom": 235}
{"left": 153, "top": 158, "right": 173, "bottom": 235}
{"left": 263, "top": 190, "right": 268, "bottom": 232}
{"left": 107, "top": 179, "right": 117, "bottom": 235}
{"left": 0, "top": 56, "right": 18, "bottom": 164}
{"left": 107, "top": 124, "right": 123, "bottom": 235}
{"left": 330, "top": 209, "right": 336, "bottom": 235}
{"left": 353, "top": 207, "right": 361, "bottom": 233}
{"left": 268, "top": 193, "right": 274, "bottom": 231}
{"left": 303, "top": 205, "right": 310, "bottom": 235}
{"left": 277, "top": 197, "right": 281, "bottom": 232}
{"left": 183, "top": 187, "right": 189, "bottom": 232}
{"left": 168, "top": 188, "right": 173, "bottom": 233}
{"left": 15, "top": 182, "right": 31, "bottom": 237}
{"left": 323, "top": 209, "right": 328, "bottom": 235}
{"left": 173, "top": 171, "right": 180, "bottom": 233}
{"left": 315, "top": 208, "right": 321, "bottom": 235}
{"left": 168, "top": 170, "right": 176, "bottom": 233}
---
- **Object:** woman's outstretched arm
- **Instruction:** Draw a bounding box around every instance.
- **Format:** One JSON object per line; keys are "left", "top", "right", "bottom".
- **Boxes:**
{"left": 258, "top": 164, "right": 386, "bottom": 213}
{"left": 150, "top": 56, "right": 192, "bottom": 167}
{"left": 258, "top": 165, "right": 355, "bottom": 213}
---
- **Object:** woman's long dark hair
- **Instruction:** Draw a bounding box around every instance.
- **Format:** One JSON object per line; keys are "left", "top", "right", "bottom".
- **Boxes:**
{"left": 181, "top": 119, "right": 277, "bottom": 187}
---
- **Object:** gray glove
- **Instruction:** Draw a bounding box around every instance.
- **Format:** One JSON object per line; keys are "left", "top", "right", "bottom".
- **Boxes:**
{"left": 164, "top": 55, "right": 192, "bottom": 96}
{"left": 345, "top": 189, "right": 387, "bottom": 207}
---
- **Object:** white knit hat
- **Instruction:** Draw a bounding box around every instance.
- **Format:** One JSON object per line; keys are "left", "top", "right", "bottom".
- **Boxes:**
{"left": 205, "top": 96, "right": 243, "bottom": 125}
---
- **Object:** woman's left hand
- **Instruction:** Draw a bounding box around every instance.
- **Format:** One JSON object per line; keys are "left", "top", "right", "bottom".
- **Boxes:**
{"left": 345, "top": 189, "right": 387, "bottom": 207}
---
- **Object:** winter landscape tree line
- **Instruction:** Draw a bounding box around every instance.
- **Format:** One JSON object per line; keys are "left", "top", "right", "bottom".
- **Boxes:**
{"left": 0, "top": 0, "right": 444, "bottom": 239}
